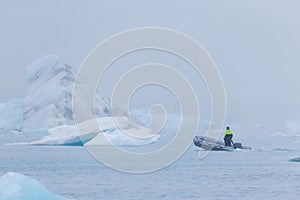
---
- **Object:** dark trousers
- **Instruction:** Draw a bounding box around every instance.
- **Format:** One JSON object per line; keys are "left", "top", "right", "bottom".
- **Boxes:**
{"left": 224, "top": 135, "right": 233, "bottom": 147}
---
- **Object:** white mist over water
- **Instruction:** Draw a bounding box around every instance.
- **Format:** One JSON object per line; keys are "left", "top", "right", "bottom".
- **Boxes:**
{"left": 1, "top": 1, "right": 300, "bottom": 199}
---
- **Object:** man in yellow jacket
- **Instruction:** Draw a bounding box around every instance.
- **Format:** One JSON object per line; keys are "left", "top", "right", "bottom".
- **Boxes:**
{"left": 224, "top": 126, "right": 233, "bottom": 147}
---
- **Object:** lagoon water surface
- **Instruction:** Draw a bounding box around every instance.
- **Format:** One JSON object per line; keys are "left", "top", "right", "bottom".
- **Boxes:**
{"left": 1, "top": 131, "right": 300, "bottom": 200}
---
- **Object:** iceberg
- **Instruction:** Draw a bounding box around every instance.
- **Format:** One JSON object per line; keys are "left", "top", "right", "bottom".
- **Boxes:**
{"left": 0, "top": 99, "right": 24, "bottom": 132}
{"left": 23, "top": 55, "right": 113, "bottom": 131}
{"left": 85, "top": 127, "right": 158, "bottom": 146}
{"left": 23, "top": 55, "right": 76, "bottom": 130}
{"left": 0, "top": 55, "right": 160, "bottom": 147}
{"left": 0, "top": 172, "right": 67, "bottom": 200}
{"left": 10, "top": 116, "right": 158, "bottom": 146}
{"left": 289, "top": 157, "right": 300, "bottom": 162}
{"left": 15, "top": 125, "right": 97, "bottom": 146}
{"left": 81, "top": 115, "right": 159, "bottom": 146}
{"left": 0, "top": 55, "right": 115, "bottom": 132}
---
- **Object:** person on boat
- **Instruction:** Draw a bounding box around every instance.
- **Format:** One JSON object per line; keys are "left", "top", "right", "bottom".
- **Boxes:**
{"left": 224, "top": 126, "right": 233, "bottom": 147}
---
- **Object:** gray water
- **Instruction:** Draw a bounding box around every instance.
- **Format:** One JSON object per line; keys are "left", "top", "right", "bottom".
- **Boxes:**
{"left": 1, "top": 133, "right": 300, "bottom": 200}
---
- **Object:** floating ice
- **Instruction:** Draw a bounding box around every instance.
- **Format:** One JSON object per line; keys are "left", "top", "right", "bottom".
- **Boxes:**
{"left": 85, "top": 128, "right": 159, "bottom": 146}
{"left": 286, "top": 120, "right": 300, "bottom": 134}
{"left": 9, "top": 116, "right": 158, "bottom": 146}
{"left": 0, "top": 55, "right": 114, "bottom": 132}
{"left": 289, "top": 157, "right": 300, "bottom": 162}
{"left": 0, "top": 172, "right": 67, "bottom": 200}
{"left": 18, "top": 125, "right": 97, "bottom": 146}
{"left": 27, "top": 117, "right": 132, "bottom": 146}
{"left": 24, "top": 55, "right": 113, "bottom": 130}
{"left": 0, "top": 99, "right": 24, "bottom": 132}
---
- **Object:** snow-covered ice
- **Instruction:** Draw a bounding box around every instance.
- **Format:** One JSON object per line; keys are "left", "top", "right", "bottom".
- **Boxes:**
{"left": 0, "top": 172, "right": 67, "bottom": 200}
{"left": 85, "top": 128, "right": 158, "bottom": 146}
{"left": 23, "top": 55, "right": 113, "bottom": 131}
{"left": 0, "top": 55, "right": 118, "bottom": 132}
{"left": 9, "top": 116, "right": 159, "bottom": 146}
{"left": 0, "top": 99, "right": 24, "bottom": 132}
{"left": 10, "top": 125, "right": 97, "bottom": 146}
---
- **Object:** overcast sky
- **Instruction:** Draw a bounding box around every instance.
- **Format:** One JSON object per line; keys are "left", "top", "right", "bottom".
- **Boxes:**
{"left": 0, "top": 0, "right": 299, "bottom": 129}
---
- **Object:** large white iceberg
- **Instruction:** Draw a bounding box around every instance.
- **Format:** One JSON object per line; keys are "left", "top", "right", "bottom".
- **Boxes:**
{"left": 23, "top": 55, "right": 113, "bottom": 131}
{"left": 0, "top": 55, "right": 161, "bottom": 147}
{"left": 0, "top": 99, "right": 24, "bottom": 132}
{"left": 0, "top": 55, "right": 114, "bottom": 132}
{"left": 0, "top": 172, "right": 67, "bottom": 200}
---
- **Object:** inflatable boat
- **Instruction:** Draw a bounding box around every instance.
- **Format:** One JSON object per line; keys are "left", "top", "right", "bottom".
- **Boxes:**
{"left": 193, "top": 136, "right": 251, "bottom": 151}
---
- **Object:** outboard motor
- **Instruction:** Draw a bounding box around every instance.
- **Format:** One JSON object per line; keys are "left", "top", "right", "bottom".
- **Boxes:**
{"left": 234, "top": 142, "right": 243, "bottom": 149}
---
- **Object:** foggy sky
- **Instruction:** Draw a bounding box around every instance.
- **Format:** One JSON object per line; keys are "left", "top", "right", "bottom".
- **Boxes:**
{"left": 0, "top": 0, "right": 300, "bottom": 129}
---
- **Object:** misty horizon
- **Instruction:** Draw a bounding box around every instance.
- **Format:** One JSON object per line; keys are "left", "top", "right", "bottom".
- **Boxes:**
{"left": 1, "top": 0, "right": 299, "bottom": 130}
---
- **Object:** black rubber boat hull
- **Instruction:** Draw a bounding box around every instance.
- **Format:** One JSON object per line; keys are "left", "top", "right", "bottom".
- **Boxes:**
{"left": 193, "top": 136, "right": 251, "bottom": 151}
